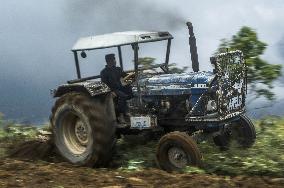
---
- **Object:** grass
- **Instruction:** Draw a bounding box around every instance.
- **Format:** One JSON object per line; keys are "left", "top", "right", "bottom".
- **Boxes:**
{"left": 199, "top": 116, "right": 284, "bottom": 176}
{"left": 115, "top": 116, "right": 284, "bottom": 176}
{"left": 197, "top": 122, "right": 284, "bottom": 176}
{"left": 0, "top": 124, "right": 39, "bottom": 142}
{"left": 0, "top": 116, "right": 283, "bottom": 176}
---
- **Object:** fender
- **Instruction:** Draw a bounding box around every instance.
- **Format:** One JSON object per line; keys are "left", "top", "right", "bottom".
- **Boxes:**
{"left": 52, "top": 81, "right": 111, "bottom": 98}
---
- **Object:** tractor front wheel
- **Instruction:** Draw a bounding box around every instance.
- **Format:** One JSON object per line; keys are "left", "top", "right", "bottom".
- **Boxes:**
{"left": 233, "top": 114, "right": 256, "bottom": 148}
{"left": 156, "top": 131, "right": 202, "bottom": 172}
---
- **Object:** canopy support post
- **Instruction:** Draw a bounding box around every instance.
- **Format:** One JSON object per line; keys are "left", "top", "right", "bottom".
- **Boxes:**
{"left": 118, "top": 46, "right": 123, "bottom": 70}
{"left": 73, "top": 51, "right": 81, "bottom": 79}
{"left": 133, "top": 43, "right": 142, "bottom": 107}
{"left": 164, "top": 39, "right": 172, "bottom": 73}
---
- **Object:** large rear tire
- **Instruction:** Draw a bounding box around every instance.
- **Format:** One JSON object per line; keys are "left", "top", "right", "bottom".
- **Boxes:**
{"left": 50, "top": 92, "right": 116, "bottom": 167}
{"left": 156, "top": 131, "right": 202, "bottom": 172}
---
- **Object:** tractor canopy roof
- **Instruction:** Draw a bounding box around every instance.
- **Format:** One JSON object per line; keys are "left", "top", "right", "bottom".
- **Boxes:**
{"left": 72, "top": 31, "right": 173, "bottom": 51}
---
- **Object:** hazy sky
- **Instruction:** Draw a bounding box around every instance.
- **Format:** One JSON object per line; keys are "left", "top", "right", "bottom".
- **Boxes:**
{"left": 0, "top": 0, "right": 283, "bottom": 123}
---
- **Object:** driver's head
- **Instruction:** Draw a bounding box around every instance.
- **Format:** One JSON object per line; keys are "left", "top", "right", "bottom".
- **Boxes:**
{"left": 105, "top": 54, "right": 116, "bottom": 67}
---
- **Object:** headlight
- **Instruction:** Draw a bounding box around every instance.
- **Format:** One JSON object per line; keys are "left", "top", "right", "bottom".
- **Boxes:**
{"left": 206, "top": 100, "right": 217, "bottom": 112}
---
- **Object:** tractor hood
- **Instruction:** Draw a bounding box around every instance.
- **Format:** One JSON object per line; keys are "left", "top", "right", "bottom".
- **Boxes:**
{"left": 138, "top": 71, "right": 215, "bottom": 96}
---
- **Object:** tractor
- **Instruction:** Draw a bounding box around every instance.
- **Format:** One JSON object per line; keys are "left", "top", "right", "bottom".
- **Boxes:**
{"left": 50, "top": 22, "right": 256, "bottom": 171}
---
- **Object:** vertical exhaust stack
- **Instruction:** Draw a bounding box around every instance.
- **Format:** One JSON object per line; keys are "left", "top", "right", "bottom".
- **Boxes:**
{"left": 186, "top": 22, "right": 199, "bottom": 72}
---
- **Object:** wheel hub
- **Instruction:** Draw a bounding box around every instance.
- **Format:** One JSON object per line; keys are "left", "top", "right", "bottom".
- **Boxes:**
{"left": 168, "top": 147, "right": 189, "bottom": 169}
{"left": 75, "top": 120, "right": 89, "bottom": 145}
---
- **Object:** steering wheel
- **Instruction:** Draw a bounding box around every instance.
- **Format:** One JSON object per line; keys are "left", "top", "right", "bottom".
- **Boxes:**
{"left": 121, "top": 72, "right": 136, "bottom": 86}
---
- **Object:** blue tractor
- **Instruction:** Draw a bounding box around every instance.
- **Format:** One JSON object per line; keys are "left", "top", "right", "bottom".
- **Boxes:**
{"left": 50, "top": 22, "right": 256, "bottom": 171}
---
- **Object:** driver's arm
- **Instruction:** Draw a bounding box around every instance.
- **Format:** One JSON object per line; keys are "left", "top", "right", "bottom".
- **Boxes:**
{"left": 119, "top": 67, "right": 127, "bottom": 78}
{"left": 100, "top": 69, "right": 109, "bottom": 84}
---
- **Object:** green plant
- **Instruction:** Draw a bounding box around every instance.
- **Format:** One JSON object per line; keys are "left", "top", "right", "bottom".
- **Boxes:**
{"left": 216, "top": 27, "right": 282, "bottom": 101}
{"left": 137, "top": 57, "right": 188, "bottom": 74}
{"left": 114, "top": 117, "right": 284, "bottom": 176}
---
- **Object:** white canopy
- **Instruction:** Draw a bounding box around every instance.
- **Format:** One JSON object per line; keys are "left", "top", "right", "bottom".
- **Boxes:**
{"left": 72, "top": 31, "right": 172, "bottom": 51}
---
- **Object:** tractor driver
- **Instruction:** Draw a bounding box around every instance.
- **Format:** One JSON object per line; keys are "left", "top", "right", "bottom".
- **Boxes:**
{"left": 100, "top": 54, "right": 133, "bottom": 124}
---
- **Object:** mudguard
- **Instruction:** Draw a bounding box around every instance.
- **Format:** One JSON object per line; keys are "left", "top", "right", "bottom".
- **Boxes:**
{"left": 52, "top": 81, "right": 110, "bottom": 98}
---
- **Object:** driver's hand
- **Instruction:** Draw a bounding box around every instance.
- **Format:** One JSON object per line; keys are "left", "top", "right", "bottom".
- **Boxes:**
{"left": 111, "top": 91, "right": 117, "bottom": 97}
{"left": 122, "top": 72, "right": 135, "bottom": 82}
{"left": 124, "top": 72, "right": 135, "bottom": 79}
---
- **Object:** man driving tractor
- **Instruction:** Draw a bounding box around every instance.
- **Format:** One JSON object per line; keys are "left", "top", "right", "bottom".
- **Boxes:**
{"left": 100, "top": 53, "right": 133, "bottom": 124}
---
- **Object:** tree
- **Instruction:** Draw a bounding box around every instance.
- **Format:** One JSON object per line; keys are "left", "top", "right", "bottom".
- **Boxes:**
{"left": 137, "top": 57, "right": 188, "bottom": 74}
{"left": 217, "top": 26, "right": 282, "bottom": 101}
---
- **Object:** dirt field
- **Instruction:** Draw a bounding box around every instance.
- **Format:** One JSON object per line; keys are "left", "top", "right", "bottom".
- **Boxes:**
{"left": 0, "top": 125, "right": 284, "bottom": 188}
{"left": 1, "top": 157, "right": 284, "bottom": 188}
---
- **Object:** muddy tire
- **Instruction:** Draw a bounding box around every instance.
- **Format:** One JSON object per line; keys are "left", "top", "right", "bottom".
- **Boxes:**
{"left": 233, "top": 114, "right": 256, "bottom": 148}
{"left": 50, "top": 92, "right": 116, "bottom": 167}
{"left": 156, "top": 131, "right": 202, "bottom": 172}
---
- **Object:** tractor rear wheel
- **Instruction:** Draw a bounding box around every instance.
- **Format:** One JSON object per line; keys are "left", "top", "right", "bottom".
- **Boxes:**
{"left": 156, "top": 131, "right": 202, "bottom": 172}
{"left": 50, "top": 92, "right": 116, "bottom": 167}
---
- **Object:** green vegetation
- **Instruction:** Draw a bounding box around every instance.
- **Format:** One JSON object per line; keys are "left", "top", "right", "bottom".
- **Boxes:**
{"left": 198, "top": 117, "right": 284, "bottom": 176}
{"left": 0, "top": 116, "right": 283, "bottom": 176}
{"left": 0, "top": 124, "right": 40, "bottom": 142}
{"left": 217, "top": 27, "right": 282, "bottom": 101}
{"left": 137, "top": 57, "right": 188, "bottom": 74}
{"left": 116, "top": 117, "right": 284, "bottom": 176}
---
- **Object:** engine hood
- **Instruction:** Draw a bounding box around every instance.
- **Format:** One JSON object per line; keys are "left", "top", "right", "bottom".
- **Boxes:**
{"left": 137, "top": 71, "right": 215, "bottom": 96}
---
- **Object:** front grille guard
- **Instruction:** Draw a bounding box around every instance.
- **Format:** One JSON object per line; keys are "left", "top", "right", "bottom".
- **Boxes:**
{"left": 186, "top": 50, "right": 247, "bottom": 122}
{"left": 215, "top": 50, "right": 247, "bottom": 120}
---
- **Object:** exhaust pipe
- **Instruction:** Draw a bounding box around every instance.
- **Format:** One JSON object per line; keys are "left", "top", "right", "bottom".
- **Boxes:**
{"left": 186, "top": 22, "right": 199, "bottom": 72}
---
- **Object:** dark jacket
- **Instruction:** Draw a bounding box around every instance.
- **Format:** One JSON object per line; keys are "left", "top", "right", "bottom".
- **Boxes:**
{"left": 100, "top": 66, "right": 127, "bottom": 91}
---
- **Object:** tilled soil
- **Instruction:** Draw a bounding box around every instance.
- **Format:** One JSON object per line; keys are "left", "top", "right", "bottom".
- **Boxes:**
{"left": 1, "top": 140, "right": 284, "bottom": 188}
{"left": 0, "top": 158, "right": 284, "bottom": 188}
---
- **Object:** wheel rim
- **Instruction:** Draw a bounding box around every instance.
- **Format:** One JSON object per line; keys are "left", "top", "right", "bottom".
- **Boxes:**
{"left": 167, "top": 146, "right": 190, "bottom": 169}
{"left": 75, "top": 120, "right": 89, "bottom": 145}
{"left": 60, "top": 111, "right": 91, "bottom": 155}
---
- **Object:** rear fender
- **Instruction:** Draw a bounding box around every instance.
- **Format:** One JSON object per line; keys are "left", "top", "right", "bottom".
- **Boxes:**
{"left": 53, "top": 81, "right": 111, "bottom": 98}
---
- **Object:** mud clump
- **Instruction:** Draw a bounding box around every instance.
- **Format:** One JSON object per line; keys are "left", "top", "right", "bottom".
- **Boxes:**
{"left": 1, "top": 126, "right": 63, "bottom": 162}
{"left": 8, "top": 139, "right": 57, "bottom": 162}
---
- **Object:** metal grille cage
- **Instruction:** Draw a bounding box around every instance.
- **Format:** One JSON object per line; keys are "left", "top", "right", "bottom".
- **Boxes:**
{"left": 216, "top": 50, "right": 247, "bottom": 120}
